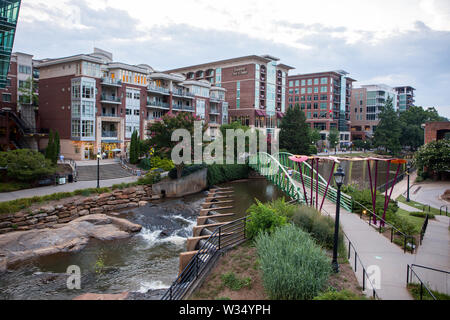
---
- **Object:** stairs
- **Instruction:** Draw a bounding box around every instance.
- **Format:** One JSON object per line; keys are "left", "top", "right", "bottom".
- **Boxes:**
{"left": 76, "top": 164, "right": 134, "bottom": 181}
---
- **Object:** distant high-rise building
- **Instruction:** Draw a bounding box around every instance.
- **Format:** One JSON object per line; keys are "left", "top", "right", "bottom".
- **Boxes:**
{"left": 394, "top": 86, "right": 415, "bottom": 112}
{"left": 0, "top": 0, "right": 21, "bottom": 88}
{"left": 350, "top": 84, "right": 398, "bottom": 140}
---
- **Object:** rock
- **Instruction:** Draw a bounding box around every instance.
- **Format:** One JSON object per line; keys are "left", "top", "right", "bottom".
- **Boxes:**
{"left": 0, "top": 222, "right": 12, "bottom": 229}
{"left": 0, "top": 214, "right": 142, "bottom": 268}
{"left": 139, "top": 201, "right": 148, "bottom": 207}
{"left": 41, "top": 206, "right": 56, "bottom": 214}
{"left": 90, "top": 208, "right": 104, "bottom": 214}
{"left": 73, "top": 292, "right": 129, "bottom": 301}
{"left": 78, "top": 210, "right": 89, "bottom": 216}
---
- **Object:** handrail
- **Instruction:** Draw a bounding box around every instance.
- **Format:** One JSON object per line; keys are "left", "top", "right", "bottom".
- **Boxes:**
{"left": 407, "top": 264, "right": 437, "bottom": 300}
{"left": 161, "top": 217, "right": 248, "bottom": 300}
{"left": 440, "top": 205, "right": 448, "bottom": 216}
{"left": 321, "top": 207, "right": 380, "bottom": 299}
{"left": 411, "top": 264, "right": 450, "bottom": 275}
{"left": 420, "top": 214, "right": 429, "bottom": 245}
{"left": 352, "top": 199, "right": 415, "bottom": 253}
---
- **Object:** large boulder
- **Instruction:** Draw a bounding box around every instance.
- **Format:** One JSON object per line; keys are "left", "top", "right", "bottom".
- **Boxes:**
{"left": 0, "top": 214, "right": 142, "bottom": 269}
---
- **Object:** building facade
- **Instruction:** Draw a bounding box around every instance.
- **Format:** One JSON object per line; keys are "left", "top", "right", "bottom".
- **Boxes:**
{"left": 287, "top": 70, "right": 355, "bottom": 148}
{"left": 350, "top": 84, "right": 398, "bottom": 140}
{"left": 395, "top": 86, "right": 415, "bottom": 112}
{"left": 164, "top": 55, "right": 293, "bottom": 135}
{"left": 36, "top": 48, "right": 228, "bottom": 160}
{"left": 0, "top": 0, "right": 21, "bottom": 88}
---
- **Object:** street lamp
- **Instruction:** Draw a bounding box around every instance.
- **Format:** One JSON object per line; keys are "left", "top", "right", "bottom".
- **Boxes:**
{"left": 332, "top": 166, "right": 345, "bottom": 273}
{"left": 406, "top": 162, "right": 411, "bottom": 202}
{"left": 97, "top": 153, "right": 101, "bottom": 189}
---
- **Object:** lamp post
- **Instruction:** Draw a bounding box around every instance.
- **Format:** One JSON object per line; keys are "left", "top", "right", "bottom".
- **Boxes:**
{"left": 332, "top": 166, "right": 345, "bottom": 273}
{"left": 97, "top": 153, "right": 101, "bottom": 189}
{"left": 406, "top": 162, "right": 411, "bottom": 202}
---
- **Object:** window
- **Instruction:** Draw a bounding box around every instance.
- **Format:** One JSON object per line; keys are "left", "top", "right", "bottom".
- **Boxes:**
{"left": 295, "top": 80, "right": 299, "bottom": 86}
{"left": 2, "top": 93, "right": 11, "bottom": 102}
{"left": 81, "top": 120, "right": 94, "bottom": 137}
{"left": 320, "top": 95, "right": 327, "bottom": 101}
{"left": 307, "top": 79, "right": 312, "bottom": 85}
{"left": 134, "top": 93, "right": 140, "bottom": 100}
{"left": 301, "top": 80, "right": 306, "bottom": 86}
{"left": 307, "top": 103, "right": 312, "bottom": 110}
{"left": 314, "top": 95, "right": 319, "bottom": 101}
{"left": 314, "top": 87, "right": 319, "bottom": 93}
{"left": 126, "top": 109, "right": 132, "bottom": 115}
{"left": 82, "top": 101, "right": 95, "bottom": 117}
{"left": 295, "top": 88, "right": 299, "bottom": 94}
{"left": 307, "top": 112, "right": 311, "bottom": 119}
{"left": 301, "top": 88, "right": 306, "bottom": 94}
{"left": 19, "top": 65, "right": 32, "bottom": 74}
{"left": 134, "top": 110, "right": 140, "bottom": 116}
{"left": 314, "top": 78, "right": 319, "bottom": 85}
{"left": 301, "top": 96, "right": 306, "bottom": 101}
{"left": 307, "top": 96, "right": 312, "bottom": 101}
{"left": 72, "top": 102, "right": 80, "bottom": 117}
{"left": 321, "top": 77, "right": 328, "bottom": 84}
{"left": 307, "top": 88, "right": 312, "bottom": 94}
{"left": 300, "top": 103, "right": 305, "bottom": 110}
{"left": 72, "top": 84, "right": 80, "bottom": 99}
{"left": 320, "top": 103, "right": 327, "bottom": 110}
{"left": 236, "top": 82, "right": 240, "bottom": 109}
{"left": 320, "top": 86, "right": 328, "bottom": 93}
{"left": 82, "top": 83, "right": 95, "bottom": 99}
{"left": 289, "top": 81, "right": 294, "bottom": 87}
{"left": 71, "top": 120, "right": 80, "bottom": 137}
{"left": 295, "top": 96, "right": 299, "bottom": 102}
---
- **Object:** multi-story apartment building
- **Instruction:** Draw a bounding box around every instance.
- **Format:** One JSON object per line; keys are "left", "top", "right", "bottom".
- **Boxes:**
{"left": 350, "top": 84, "right": 398, "bottom": 140}
{"left": 0, "top": 0, "right": 21, "bottom": 88}
{"left": 36, "top": 48, "right": 228, "bottom": 160}
{"left": 287, "top": 70, "right": 355, "bottom": 148}
{"left": 164, "top": 55, "right": 293, "bottom": 135}
{"left": 394, "top": 86, "right": 415, "bottom": 112}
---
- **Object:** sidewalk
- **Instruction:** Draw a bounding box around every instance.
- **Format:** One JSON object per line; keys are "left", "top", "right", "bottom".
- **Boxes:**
{"left": 0, "top": 176, "right": 139, "bottom": 203}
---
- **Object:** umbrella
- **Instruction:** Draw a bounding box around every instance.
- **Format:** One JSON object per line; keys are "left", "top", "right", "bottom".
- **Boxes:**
{"left": 112, "top": 149, "right": 122, "bottom": 152}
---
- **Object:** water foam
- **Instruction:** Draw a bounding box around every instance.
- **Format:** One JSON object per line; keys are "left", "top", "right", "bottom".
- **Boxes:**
{"left": 138, "top": 280, "right": 170, "bottom": 293}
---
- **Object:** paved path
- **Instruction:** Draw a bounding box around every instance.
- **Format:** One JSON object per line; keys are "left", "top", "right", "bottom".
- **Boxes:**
{"left": 408, "top": 181, "right": 450, "bottom": 211}
{"left": 0, "top": 176, "right": 139, "bottom": 202}
{"left": 412, "top": 215, "right": 450, "bottom": 295}
{"left": 293, "top": 179, "right": 414, "bottom": 300}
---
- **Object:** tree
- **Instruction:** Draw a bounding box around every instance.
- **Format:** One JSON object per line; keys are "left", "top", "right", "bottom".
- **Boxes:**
{"left": 54, "top": 131, "right": 60, "bottom": 158}
{"left": 414, "top": 139, "right": 450, "bottom": 179}
{"left": 147, "top": 112, "right": 206, "bottom": 178}
{"left": 373, "top": 97, "right": 401, "bottom": 155}
{"left": 45, "top": 130, "right": 58, "bottom": 165}
{"left": 279, "top": 105, "right": 312, "bottom": 155}
{"left": 129, "top": 130, "right": 139, "bottom": 164}
{"left": 17, "top": 77, "right": 39, "bottom": 106}
{"left": 220, "top": 121, "right": 253, "bottom": 161}
{"left": 327, "top": 129, "right": 339, "bottom": 154}
{"left": 0, "top": 149, "right": 56, "bottom": 182}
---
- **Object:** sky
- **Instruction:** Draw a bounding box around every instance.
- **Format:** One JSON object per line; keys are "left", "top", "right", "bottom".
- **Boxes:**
{"left": 13, "top": 0, "right": 450, "bottom": 118}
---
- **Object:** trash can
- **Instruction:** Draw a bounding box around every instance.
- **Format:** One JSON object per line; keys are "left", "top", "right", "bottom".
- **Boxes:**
{"left": 58, "top": 176, "right": 66, "bottom": 185}
{"left": 68, "top": 174, "right": 74, "bottom": 183}
{"left": 136, "top": 170, "right": 142, "bottom": 177}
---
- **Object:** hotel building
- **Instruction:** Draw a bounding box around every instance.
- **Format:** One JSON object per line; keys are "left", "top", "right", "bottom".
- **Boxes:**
{"left": 350, "top": 84, "right": 398, "bottom": 140}
{"left": 287, "top": 70, "right": 355, "bottom": 148}
{"left": 36, "top": 48, "right": 228, "bottom": 160}
{"left": 164, "top": 55, "right": 293, "bottom": 135}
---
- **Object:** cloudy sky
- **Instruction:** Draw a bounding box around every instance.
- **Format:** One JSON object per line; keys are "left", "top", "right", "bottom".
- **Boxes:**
{"left": 14, "top": 0, "right": 450, "bottom": 118}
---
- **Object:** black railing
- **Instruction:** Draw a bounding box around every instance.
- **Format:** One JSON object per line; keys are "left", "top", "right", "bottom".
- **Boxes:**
{"left": 440, "top": 205, "right": 448, "bottom": 216}
{"left": 407, "top": 264, "right": 449, "bottom": 300}
{"left": 353, "top": 200, "right": 415, "bottom": 253}
{"left": 161, "top": 217, "right": 248, "bottom": 300}
{"left": 420, "top": 214, "right": 429, "bottom": 245}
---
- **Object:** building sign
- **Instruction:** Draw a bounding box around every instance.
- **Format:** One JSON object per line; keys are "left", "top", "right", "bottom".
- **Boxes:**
{"left": 233, "top": 67, "right": 248, "bottom": 76}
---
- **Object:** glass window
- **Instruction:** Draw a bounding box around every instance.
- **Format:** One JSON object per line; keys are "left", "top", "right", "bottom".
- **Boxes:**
{"left": 72, "top": 102, "right": 80, "bottom": 117}
{"left": 307, "top": 79, "right": 312, "bottom": 85}
{"left": 301, "top": 79, "right": 306, "bottom": 86}
{"left": 307, "top": 88, "right": 312, "bottom": 94}
{"left": 314, "top": 87, "right": 319, "bottom": 93}
{"left": 2, "top": 93, "right": 11, "bottom": 102}
{"left": 81, "top": 120, "right": 94, "bottom": 137}
{"left": 289, "top": 81, "right": 294, "bottom": 87}
{"left": 320, "top": 86, "right": 328, "bottom": 93}
{"left": 71, "top": 120, "right": 80, "bottom": 137}
{"left": 295, "top": 80, "right": 299, "bottom": 86}
{"left": 81, "top": 101, "right": 95, "bottom": 117}
{"left": 321, "top": 77, "right": 328, "bottom": 84}
{"left": 314, "top": 78, "right": 319, "bottom": 85}
{"left": 301, "top": 88, "right": 306, "bottom": 94}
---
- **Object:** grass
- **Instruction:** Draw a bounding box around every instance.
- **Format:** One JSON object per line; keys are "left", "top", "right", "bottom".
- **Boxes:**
{"left": 407, "top": 283, "right": 450, "bottom": 300}
{"left": 220, "top": 272, "right": 252, "bottom": 291}
{"left": 0, "top": 181, "right": 33, "bottom": 193}
{"left": 397, "top": 195, "right": 444, "bottom": 216}
{"left": 395, "top": 208, "right": 425, "bottom": 234}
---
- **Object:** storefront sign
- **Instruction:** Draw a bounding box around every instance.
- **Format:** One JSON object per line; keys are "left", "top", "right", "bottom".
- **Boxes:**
{"left": 233, "top": 67, "right": 248, "bottom": 76}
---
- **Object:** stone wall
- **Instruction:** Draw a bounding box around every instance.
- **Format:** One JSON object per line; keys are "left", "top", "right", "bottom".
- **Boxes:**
{"left": 0, "top": 185, "right": 157, "bottom": 235}
{"left": 152, "top": 168, "right": 208, "bottom": 198}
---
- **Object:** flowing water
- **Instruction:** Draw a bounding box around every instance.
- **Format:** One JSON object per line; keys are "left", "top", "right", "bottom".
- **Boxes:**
{"left": 0, "top": 179, "right": 286, "bottom": 300}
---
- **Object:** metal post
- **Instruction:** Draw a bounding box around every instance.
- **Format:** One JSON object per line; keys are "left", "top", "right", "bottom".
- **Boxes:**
{"left": 97, "top": 155, "right": 100, "bottom": 189}
{"left": 406, "top": 170, "right": 410, "bottom": 202}
{"left": 363, "top": 269, "right": 366, "bottom": 291}
{"left": 332, "top": 183, "right": 341, "bottom": 273}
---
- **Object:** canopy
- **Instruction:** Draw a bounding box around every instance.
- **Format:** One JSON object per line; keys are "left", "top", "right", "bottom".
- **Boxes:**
{"left": 288, "top": 155, "right": 309, "bottom": 163}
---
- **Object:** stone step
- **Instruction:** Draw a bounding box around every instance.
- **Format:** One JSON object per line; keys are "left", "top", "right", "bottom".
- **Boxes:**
{"left": 76, "top": 164, "right": 134, "bottom": 181}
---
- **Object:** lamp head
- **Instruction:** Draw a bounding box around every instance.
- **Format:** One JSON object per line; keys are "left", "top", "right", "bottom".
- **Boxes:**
{"left": 334, "top": 166, "right": 345, "bottom": 187}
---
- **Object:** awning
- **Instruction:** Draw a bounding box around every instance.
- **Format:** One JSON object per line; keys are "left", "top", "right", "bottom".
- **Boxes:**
{"left": 255, "top": 110, "right": 267, "bottom": 117}
{"left": 276, "top": 111, "right": 285, "bottom": 118}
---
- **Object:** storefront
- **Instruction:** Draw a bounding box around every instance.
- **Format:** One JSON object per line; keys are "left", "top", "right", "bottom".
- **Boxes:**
{"left": 101, "top": 142, "right": 122, "bottom": 159}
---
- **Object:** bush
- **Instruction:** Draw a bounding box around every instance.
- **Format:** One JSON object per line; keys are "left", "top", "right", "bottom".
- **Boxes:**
{"left": 139, "top": 157, "right": 175, "bottom": 172}
{"left": 137, "top": 171, "right": 161, "bottom": 185}
{"left": 0, "top": 149, "right": 56, "bottom": 182}
{"left": 207, "top": 164, "right": 249, "bottom": 186}
{"left": 291, "top": 206, "right": 344, "bottom": 253}
{"left": 314, "top": 289, "right": 366, "bottom": 300}
{"left": 410, "top": 211, "right": 435, "bottom": 219}
{"left": 168, "top": 164, "right": 207, "bottom": 179}
{"left": 246, "top": 200, "right": 288, "bottom": 239}
{"left": 256, "top": 224, "right": 332, "bottom": 300}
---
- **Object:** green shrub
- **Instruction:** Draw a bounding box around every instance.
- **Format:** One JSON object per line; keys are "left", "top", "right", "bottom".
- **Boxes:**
{"left": 0, "top": 149, "right": 56, "bottom": 182}
{"left": 207, "top": 164, "right": 249, "bottom": 186}
{"left": 0, "top": 182, "right": 32, "bottom": 193}
{"left": 169, "top": 164, "right": 207, "bottom": 179}
{"left": 410, "top": 212, "right": 435, "bottom": 219}
{"left": 256, "top": 224, "right": 332, "bottom": 300}
{"left": 291, "top": 206, "right": 344, "bottom": 253}
{"left": 314, "top": 289, "right": 366, "bottom": 300}
{"left": 246, "top": 200, "right": 288, "bottom": 239}
{"left": 220, "top": 272, "right": 252, "bottom": 291}
{"left": 137, "top": 171, "right": 161, "bottom": 185}
{"left": 390, "top": 215, "right": 419, "bottom": 235}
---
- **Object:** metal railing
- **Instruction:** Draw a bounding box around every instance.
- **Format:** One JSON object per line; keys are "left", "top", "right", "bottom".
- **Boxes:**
{"left": 407, "top": 264, "right": 450, "bottom": 299}
{"left": 352, "top": 200, "right": 415, "bottom": 253}
{"left": 147, "top": 85, "right": 170, "bottom": 94}
{"left": 161, "top": 217, "right": 248, "bottom": 300}
{"left": 146, "top": 100, "right": 170, "bottom": 109}
{"left": 440, "top": 205, "right": 448, "bottom": 216}
{"left": 420, "top": 214, "right": 429, "bottom": 245}
{"left": 101, "top": 94, "right": 121, "bottom": 103}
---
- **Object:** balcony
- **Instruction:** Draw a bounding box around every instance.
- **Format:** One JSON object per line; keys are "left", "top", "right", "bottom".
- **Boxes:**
{"left": 102, "top": 131, "right": 118, "bottom": 138}
{"left": 101, "top": 95, "right": 121, "bottom": 104}
{"left": 147, "top": 85, "right": 170, "bottom": 95}
{"left": 101, "top": 78, "right": 122, "bottom": 87}
{"left": 101, "top": 113, "right": 120, "bottom": 118}
{"left": 210, "top": 108, "right": 220, "bottom": 115}
{"left": 147, "top": 100, "right": 170, "bottom": 110}
{"left": 172, "top": 104, "right": 195, "bottom": 112}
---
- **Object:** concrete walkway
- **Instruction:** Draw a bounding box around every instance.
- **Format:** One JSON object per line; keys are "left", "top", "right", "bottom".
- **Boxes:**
{"left": 0, "top": 176, "right": 139, "bottom": 202}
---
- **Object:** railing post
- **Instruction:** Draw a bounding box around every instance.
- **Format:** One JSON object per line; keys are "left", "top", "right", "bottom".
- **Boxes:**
{"left": 404, "top": 236, "right": 407, "bottom": 254}
{"left": 407, "top": 265, "right": 410, "bottom": 285}
{"left": 348, "top": 240, "right": 351, "bottom": 260}
{"left": 218, "top": 227, "right": 221, "bottom": 251}
{"left": 354, "top": 252, "right": 357, "bottom": 272}
{"left": 362, "top": 269, "right": 366, "bottom": 291}
{"left": 420, "top": 282, "right": 423, "bottom": 300}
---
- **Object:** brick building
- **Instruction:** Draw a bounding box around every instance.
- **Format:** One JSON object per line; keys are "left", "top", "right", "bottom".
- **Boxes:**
{"left": 164, "top": 55, "right": 293, "bottom": 135}
{"left": 424, "top": 121, "right": 450, "bottom": 144}
{"left": 36, "top": 48, "right": 228, "bottom": 160}
{"left": 287, "top": 70, "right": 355, "bottom": 148}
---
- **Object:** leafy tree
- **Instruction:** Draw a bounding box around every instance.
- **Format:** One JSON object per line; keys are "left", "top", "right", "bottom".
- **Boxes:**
{"left": 373, "top": 97, "right": 401, "bottom": 155}
{"left": 45, "top": 130, "right": 58, "bottom": 165}
{"left": 129, "top": 130, "right": 139, "bottom": 164}
{"left": 54, "top": 131, "right": 60, "bottom": 158}
{"left": 220, "top": 121, "right": 253, "bottom": 161}
{"left": 279, "top": 105, "right": 312, "bottom": 155}
{"left": 0, "top": 149, "right": 56, "bottom": 182}
{"left": 327, "top": 129, "right": 339, "bottom": 154}
{"left": 414, "top": 139, "right": 450, "bottom": 179}
{"left": 147, "top": 112, "right": 206, "bottom": 178}
{"left": 17, "top": 77, "right": 39, "bottom": 106}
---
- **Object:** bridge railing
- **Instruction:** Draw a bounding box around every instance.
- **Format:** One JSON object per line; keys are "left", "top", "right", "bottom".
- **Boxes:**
{"left": 274, "top": 152, "right": 353, "bottom": 211}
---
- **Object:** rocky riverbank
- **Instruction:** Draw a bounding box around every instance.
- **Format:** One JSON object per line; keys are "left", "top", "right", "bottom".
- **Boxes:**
{"left": 0, "top": 214, "right": 142, "bottom": 270}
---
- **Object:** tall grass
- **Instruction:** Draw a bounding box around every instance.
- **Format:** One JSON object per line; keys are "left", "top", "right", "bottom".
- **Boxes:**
{"left": 256, "top": 224, "right": 331, "bottom": 300}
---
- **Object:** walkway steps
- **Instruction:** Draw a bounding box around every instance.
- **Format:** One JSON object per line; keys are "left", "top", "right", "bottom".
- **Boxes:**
{"left": 76, "top": 164, "right": 134, "bottom": 181}
{"left": 197, "top": 213, "right": 236, "bottom": 224}
{"left": 200, "top": 206, "right": 234, "bottom": 215}
{"left": 202, "top": 200, "right": 234, "bottom": 208}
{"left": 193, "top": 222, "right": 230, "bottom": 237}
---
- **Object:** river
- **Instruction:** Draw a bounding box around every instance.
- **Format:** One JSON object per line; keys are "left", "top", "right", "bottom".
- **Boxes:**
{"left": 0, "top": 179, "right": 287, "bottom": 300}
